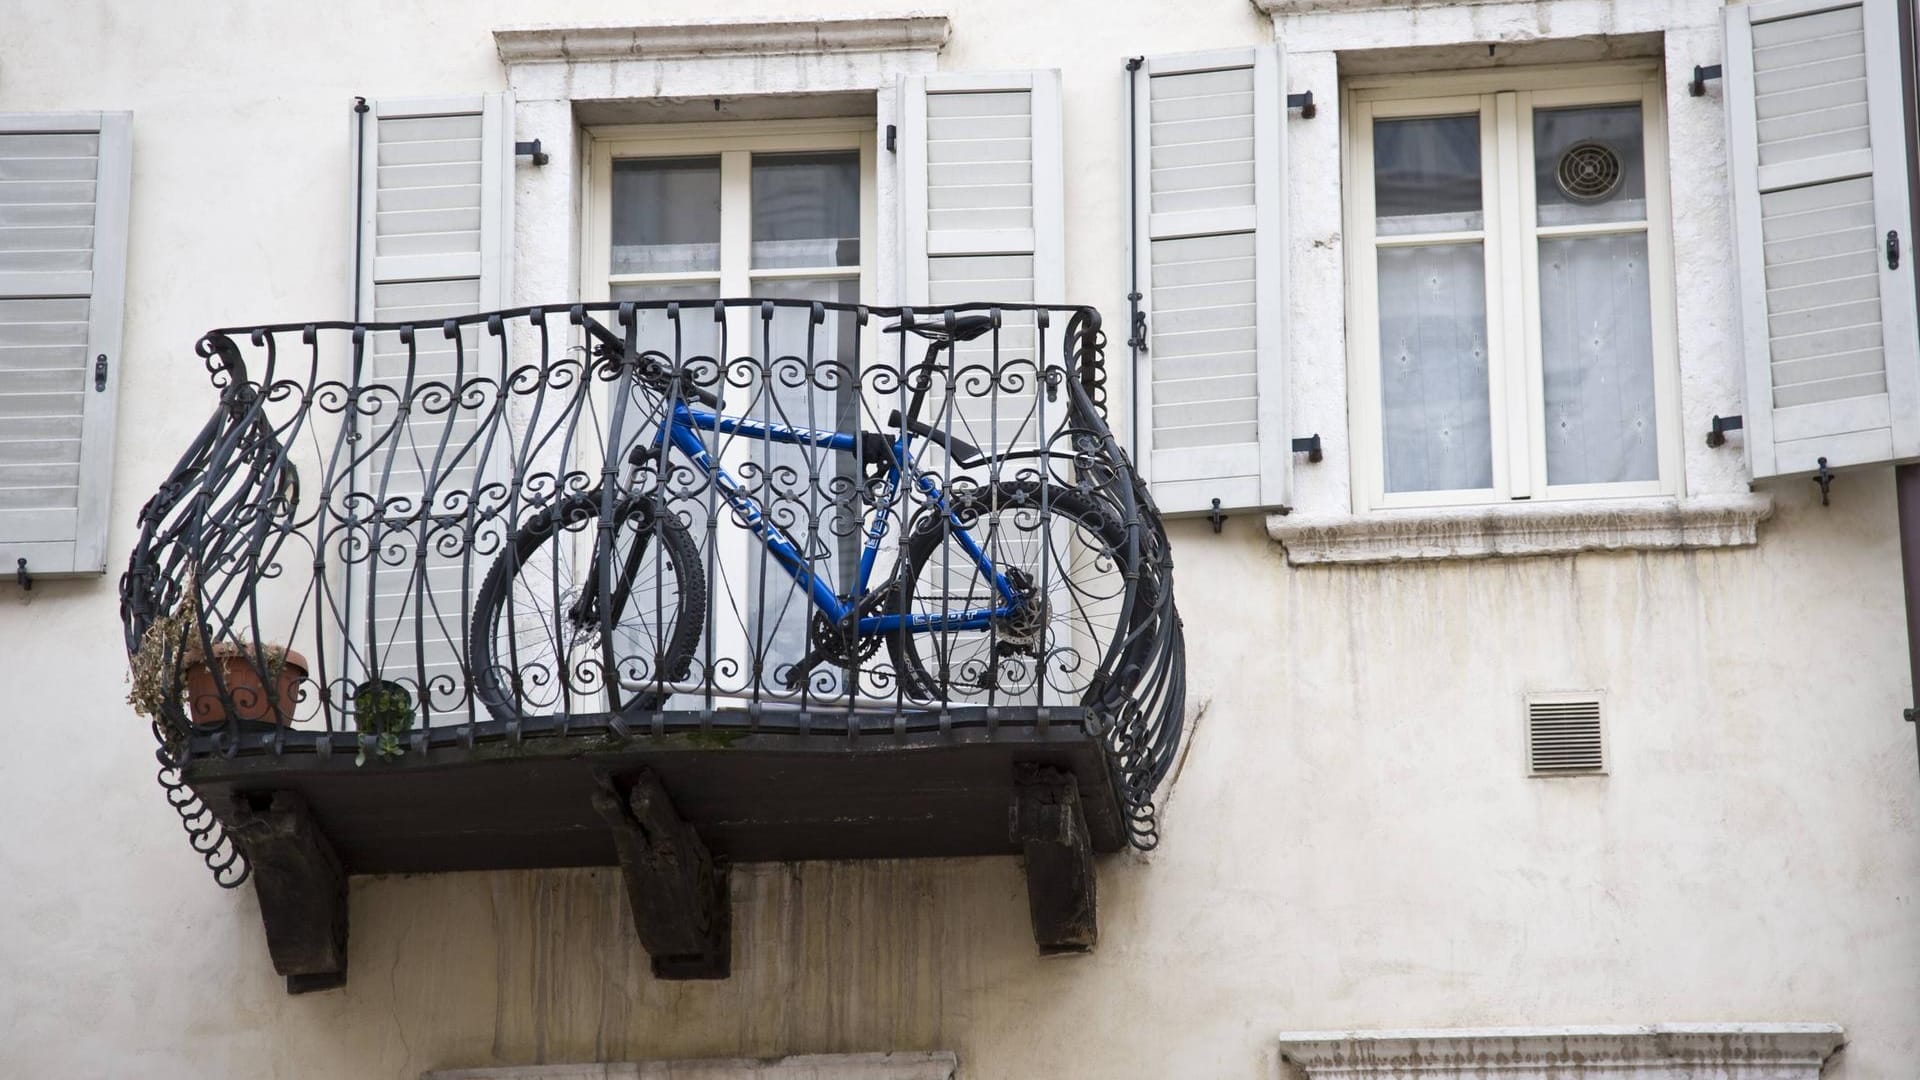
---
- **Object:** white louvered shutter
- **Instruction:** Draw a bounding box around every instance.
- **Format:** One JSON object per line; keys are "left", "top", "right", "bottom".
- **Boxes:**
{"left": 1129, "top": 48, "right": 1287, "bottom": 514}
{"left": 898, "top": 71, "right": 1065, "bottom": 457}
{"left": 900, "top": 70, "right": 1064, "bottom": 309}
{"left": 350, "top": 94, "right": 512, "bottom": 696}
{"left": 0, "top": 112, "right": 131, "bottom": 578}
{"left": 1725, "top": 0, "right": 1919, "bottom": 478}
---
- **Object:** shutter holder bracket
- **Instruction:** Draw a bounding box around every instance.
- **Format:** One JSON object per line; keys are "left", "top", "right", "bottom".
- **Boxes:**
{"left": 1125, "top": 297, "right": 1146, "bottom": 351}
{"left": 515, "top": 139, "right": 549, "bottom": 166}
{"left": 1688, "top": 64, "right": 1722, "bottom": 97}
{"left": 1706, "top": 414, "right": 1743, "bottom": 448}
{"left": 14, "top": 558, "right": 29, "bottom": 591}
{"left": 1287, "top": 90, "right": 1317, "bottom": 118}
{"left": 1208, "top": 498, "right": 1226, "bottom": 534}
{"left": 1291, "top": 433, "right": 1323, "bottom": 463}
{"left": 1814, "top": 457, "right": 1835, "bottom": 507}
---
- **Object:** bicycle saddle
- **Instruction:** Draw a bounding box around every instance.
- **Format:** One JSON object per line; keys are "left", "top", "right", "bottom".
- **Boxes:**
{"left": 883, "top": 314, "right": 996, "bottom": 343}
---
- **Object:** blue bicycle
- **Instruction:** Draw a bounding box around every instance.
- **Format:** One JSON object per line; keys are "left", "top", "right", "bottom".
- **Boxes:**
{"left": 468, "top": 308, "right": 1139, "bottom": 721}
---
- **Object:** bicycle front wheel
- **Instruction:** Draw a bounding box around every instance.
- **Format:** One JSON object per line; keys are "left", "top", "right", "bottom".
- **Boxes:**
{"left": 468, "top": 490, "right": 705, "bottom": 722}
{"left": 887, "top": 480, "right": 1144, "bottom": 706}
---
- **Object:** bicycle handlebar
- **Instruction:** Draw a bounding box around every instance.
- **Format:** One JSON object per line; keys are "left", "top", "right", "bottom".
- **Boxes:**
{"left": 575, "top": 313, "right": 723, "bottom": 408}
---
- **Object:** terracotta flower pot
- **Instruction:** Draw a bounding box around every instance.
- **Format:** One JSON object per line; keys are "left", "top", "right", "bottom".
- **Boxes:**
{"left": 183, "top": 642, "right": 308, "bottom": 727}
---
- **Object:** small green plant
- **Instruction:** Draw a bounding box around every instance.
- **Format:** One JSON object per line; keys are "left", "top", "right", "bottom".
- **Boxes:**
{"left": 353, "top": 678, "right": 415, "bottom": 766}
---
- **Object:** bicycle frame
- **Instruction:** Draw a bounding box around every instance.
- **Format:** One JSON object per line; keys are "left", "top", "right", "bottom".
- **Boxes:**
{"left": 641, "top": 397, "right": 1023, "bottom": 637}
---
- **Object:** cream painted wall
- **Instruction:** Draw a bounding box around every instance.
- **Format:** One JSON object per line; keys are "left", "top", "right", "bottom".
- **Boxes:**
{"left": 0, "top": 1, "right": 1915, "bottom": 1078}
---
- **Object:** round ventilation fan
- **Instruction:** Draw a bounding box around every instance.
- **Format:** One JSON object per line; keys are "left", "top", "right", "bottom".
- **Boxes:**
{"left": 1555, "top": 140, "right": 1622, "bottom": 203}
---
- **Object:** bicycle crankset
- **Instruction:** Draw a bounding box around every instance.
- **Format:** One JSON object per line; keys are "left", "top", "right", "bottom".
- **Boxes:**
{"left": 779, "top": 587, "right": 897, "bottom": 690}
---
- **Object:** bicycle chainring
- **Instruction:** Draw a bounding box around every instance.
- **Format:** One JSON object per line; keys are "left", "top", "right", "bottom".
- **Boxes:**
{"left": 808, "top": 608, "right": 882, "bottom": 668}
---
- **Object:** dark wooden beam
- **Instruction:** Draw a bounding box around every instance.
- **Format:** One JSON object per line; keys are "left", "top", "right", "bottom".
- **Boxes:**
{"left": 225, "top": 790, "right": 348, "bottom": 993}
{"left": 592, "top": 769, "right": 730, "bottom": 979}
{"left": 1011, "top": 763, "right": 1097, "bottom": 954}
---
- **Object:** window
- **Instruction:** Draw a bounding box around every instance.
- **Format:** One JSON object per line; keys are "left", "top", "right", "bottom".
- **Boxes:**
{"left": 585, "top": 120, "right": 877, "bottom": 685}
{"left": 1344, "top": 66, "right": 1680, "bottom": 512}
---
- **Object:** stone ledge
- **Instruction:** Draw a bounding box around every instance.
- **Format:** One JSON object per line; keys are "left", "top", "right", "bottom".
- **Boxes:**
{"left": 1265, "top": 493, "right": 1773, "bottom": 566}
{"left": 1254, "top": 0, "right": 1510, "bottom": 14}
{"left": 494, "top": 16, "right": 952, "bottom": 65}
{"left": 427, "top": 1052, "right": 958, "bottom": 1080}
{"left": 1277, "top": 1024, "right": 1843, "bottom": 1077}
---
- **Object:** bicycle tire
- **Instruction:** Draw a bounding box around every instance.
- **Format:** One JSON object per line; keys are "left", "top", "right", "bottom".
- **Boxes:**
{"left": 469, "top": 490, "right": 706, "bottom": 722}
{"left": 887, "top": 480, "right": 1155, "bottom": 705}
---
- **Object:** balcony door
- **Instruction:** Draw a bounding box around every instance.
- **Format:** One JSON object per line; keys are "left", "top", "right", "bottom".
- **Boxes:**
{"left": 586, "top": 120, "right": 878, "bottom": 700}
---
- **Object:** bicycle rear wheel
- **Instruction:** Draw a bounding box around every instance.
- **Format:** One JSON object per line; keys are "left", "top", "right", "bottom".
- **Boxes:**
{"left": 469, "top": 490, "right": 705, "bottom": 722}
{"left": 888, "top": 480, "right": 1147, "bottom": 706}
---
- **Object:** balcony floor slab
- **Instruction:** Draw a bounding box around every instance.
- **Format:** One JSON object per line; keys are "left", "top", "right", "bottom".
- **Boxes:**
{"left": 181, "top": 709, "right": 1126, "bottom": 874}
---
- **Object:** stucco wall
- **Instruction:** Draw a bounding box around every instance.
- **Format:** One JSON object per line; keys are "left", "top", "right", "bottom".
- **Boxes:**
{"left": 0, "top": 1, "right": 1915, "bottom": 1078}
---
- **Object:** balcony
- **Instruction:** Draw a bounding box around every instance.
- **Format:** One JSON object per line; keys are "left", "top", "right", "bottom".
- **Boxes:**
{"left": 120, "top": 300, "right": 1183, "bottom": 991}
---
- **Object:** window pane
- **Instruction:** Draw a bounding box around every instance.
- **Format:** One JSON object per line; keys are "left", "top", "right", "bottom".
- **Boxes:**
{"left": 1374, "top": 115, "right": 1482, "bottom": 235}
{"left": 1534, "top": 104, "right": 1646, "bottom": 227}
{"left": 1378, "top": 243, "right": 1494, "bottom": 493}
{"left": 611, "top": 157, "right": 720, "bottom": 274}
{"left": 752, "top": 152, "right": 860, "bottom": 269}
{"left": 607, "top": 281, "right": 721, "bottom": 359}
{"left": 1539, "top": 234, "right": 1658, "bottom": 485}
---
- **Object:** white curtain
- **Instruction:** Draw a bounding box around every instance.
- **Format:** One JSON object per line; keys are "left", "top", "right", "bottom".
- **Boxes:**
{"left": 1377, "top": 243, "right": 1494, "bottom": 494}
{"left": 1538, "top": 234, "right": 1657, "bottom": 485}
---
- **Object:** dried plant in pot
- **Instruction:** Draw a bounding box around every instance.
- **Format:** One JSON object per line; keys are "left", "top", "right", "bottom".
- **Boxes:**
{"left": 181, "top": 642, "right": 308, "bottom": 727}
{"left": 127, "top": 574, "right": 307, "bottom": 732}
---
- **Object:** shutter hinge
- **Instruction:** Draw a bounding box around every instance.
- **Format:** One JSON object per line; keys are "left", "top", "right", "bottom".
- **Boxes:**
{"left": 515, "top": 139, "right": 549, "bottom": 166}
{"left": 1706, "top": 414, "right": 1743, "bottom": 448}
{"left": 94, "top": 353, "right": 108, "bottom": 392}
{"left": 14, "top": 558, "right": 29, "bottom": 591}
{"left": 1888, "top": 230, "right": 1901, "bottom": 270}
{"left": 1688, "top": 64, "right": 1722, "bottom": 97}
{"left": 1287, "top": 90, "right": 1317, "bottom": 119}
{"left": 885, "top": 124, "right": 897, "bottom": 153}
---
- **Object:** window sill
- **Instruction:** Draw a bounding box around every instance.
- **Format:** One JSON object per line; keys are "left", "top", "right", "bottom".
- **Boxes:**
{"left": 1277, "top": 1024, "right": 1842, "bottom": 1077}
{"left": 1264, "top": 493, "right": 1773, "bottom": 566}
{"left": 493, "top": 16, "right": 952, "bottom": 64}
{"left": 1253, "top": 0, "right": 1509, "bottom": 13}
{"left": 427, "top": 1053, "right": 958, "bottom": 1080}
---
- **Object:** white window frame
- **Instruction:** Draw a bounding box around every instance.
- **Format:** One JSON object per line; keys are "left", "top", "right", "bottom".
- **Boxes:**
{"left": 1342, "top": 63, "right": 1683, "bottom": 514}
{"left": 583, "top": 118, "right": 880, "bottom": 310}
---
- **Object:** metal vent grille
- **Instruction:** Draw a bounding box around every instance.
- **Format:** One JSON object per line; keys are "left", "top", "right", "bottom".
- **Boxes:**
{"left": 1526, "top": 694, "right": 1606, "bottom": 776}
{"left": 1556, "top": 141, "right": 1622, "bottom": 203}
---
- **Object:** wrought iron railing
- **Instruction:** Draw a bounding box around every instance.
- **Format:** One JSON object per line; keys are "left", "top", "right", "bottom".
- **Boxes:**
{"left": 121, "top": 300, "right": 1184, "bottom": 884}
